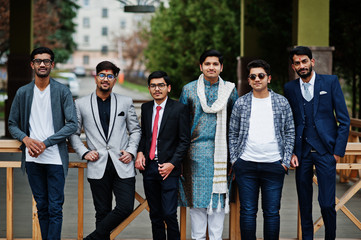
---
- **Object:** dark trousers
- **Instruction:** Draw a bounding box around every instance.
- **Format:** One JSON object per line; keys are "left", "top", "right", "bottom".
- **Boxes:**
{"left": 233, "top": 159, "right": 285, "bottom": 240}
{"left": 26, "top": 162, "right": 65, "bottom": 240}
{"left": 143, "top": 160, "right": 180, "bottom": 240}
{"left": 87, "top": 157, "right": 135, "bottom": 239}
{"left": 296, "top": 152, "right": 336, "bottom": 240}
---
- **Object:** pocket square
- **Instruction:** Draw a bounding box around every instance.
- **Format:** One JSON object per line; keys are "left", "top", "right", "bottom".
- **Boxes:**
{"left": 118, "top": 111, "right": 125, "bottom": 116}
{"left": 320, "top": 91, "right": 327, "bottom": 95}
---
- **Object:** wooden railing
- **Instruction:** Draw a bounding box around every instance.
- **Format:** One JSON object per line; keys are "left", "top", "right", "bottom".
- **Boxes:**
{"left": 1, "top": 121, "right": 361, "bottom": 239}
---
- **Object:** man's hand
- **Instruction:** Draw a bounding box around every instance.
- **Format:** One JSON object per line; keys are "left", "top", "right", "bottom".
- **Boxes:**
{"left": 135, "top": 152, "right": 146, "bottom": 170}
{"left": 334, "top": 154, "right": 340, "bottom": 163}
{"left": 290, "top": 154, "right": 299, "bottom": 168}
{"left": 119, "top": 150, "right": 133, "bottom": 164}
{"left": 158, "top": 163, "right": 175, "bottom": 180}
{"left": 23, "top": 136, "right": 45, "bottom": 158}
{"left": 281, "top": 163, "right": 288, "bottom": 172}
{"left": 84, "top": 150, "right": 99, "bottom": 162}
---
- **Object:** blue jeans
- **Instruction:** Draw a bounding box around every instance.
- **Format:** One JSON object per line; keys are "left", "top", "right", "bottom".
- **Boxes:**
{"left": 233, "top": 158, "right": 285, "bottom": 240}
{"left": 26, "top": 162, "right": 65, "bottom": 240}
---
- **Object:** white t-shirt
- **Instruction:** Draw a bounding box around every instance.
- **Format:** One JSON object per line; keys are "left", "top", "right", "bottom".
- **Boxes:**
{"left": 26, "top": 85, "right": 62, "bottom": 165}
{"left": 241, "top": 94, "right": 281, "bottom": 162}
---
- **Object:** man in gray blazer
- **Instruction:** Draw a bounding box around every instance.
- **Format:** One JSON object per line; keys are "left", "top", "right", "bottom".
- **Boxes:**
{"left": 70, "top": 61, "right": 141, "bottom": 240}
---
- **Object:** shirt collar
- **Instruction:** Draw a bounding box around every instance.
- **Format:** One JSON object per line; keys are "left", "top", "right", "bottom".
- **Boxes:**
{"left": 153, "top": 97, "right": 168, "bottom": 109}
{"left": 299, "top": 70, "right": 316, "bottom": 86}
{"left": 203, "top": 77, "right": 219, "bottom": 86}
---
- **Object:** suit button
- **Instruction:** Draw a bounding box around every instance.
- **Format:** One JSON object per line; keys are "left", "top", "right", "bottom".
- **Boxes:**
{"left": 106, "top": 146, "right": 110, "bottom": 150}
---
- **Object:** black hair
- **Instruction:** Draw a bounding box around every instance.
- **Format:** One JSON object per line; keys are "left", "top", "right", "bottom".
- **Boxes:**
{"left": 96, "top": 61, "right": 120, "bottom": 76}
{"left": 147, "top": 71, "right": 171, "bottom": 86}
{"left": 289, "top": 46, "right": 313, "bottom": 63}
{"left": 247, "top": 59, "right": 271, "bottom": 75}
{"left": 30, "top": 47, "right": 55, "bottom": 62}
{"left": 199, "top": 49, "right": 224, "bottom": 65}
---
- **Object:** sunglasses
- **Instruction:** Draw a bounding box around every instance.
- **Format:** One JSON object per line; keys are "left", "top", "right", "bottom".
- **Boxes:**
{"left": 248, "top": 73, "right": 267, "bottom": 80}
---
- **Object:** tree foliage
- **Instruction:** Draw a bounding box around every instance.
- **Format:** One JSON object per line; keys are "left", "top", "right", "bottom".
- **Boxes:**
{"left": 0, "top": 0, "right": 78, "bottom": 63}
{"left": 144, "top": 0, "right": 240, "bottom": 97}
{"left": 330, "top": 0, "right": 361, "bottom": 118}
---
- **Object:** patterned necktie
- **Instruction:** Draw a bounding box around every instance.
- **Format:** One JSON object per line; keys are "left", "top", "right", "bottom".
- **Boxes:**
{"left": 302, "top": 82, "right": 312, "bottom": 101}
{"left": 149, "top": 106, "right": 162, "bottom": 160}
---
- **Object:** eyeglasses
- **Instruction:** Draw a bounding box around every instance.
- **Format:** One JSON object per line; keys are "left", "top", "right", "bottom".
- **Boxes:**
{"left": 149, "top": 83, "right": 167, "bottom": 90}
{"left": 97, "top": 73, "right": 115, "bottom": 81}
{"left": 248, "top": 73, "right": 267, "bottom": 80}
{"left": 32, "top": 59, "right": 52, "bottom": 66}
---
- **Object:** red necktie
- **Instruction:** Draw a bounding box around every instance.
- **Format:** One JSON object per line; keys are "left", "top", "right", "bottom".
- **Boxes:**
{"left": 149, "top": 106, "right": 162, "bottom": 160}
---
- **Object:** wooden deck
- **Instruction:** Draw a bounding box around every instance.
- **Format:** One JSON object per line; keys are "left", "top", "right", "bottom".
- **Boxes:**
{"left": 0, "top": 153, "right": 360, "bottom": 239}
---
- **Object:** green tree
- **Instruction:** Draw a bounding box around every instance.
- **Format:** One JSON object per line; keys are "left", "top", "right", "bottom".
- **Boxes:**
{"left": 34, "top": 0, "right": 79, "bottom": 63}
{"left": 144, "top": 0, "right": 240, "bottom": 97}
{"left": 0, "top": 0, "right": 78, "bottom": 63}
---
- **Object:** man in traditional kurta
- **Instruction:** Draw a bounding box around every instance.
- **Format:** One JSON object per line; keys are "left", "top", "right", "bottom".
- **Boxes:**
{"left": 179, "top": 49, "right": 238, "bottom": 240}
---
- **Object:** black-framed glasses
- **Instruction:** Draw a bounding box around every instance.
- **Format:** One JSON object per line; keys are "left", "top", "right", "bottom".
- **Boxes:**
{"left": 149, "top": 83, "right": 167, "bottom": 90}
{"left": 97, "top": 73, "right": 115, "bottom": 81}
{"left": 32, "top": 59, "right": 52, "bottom": 66}
{"left": 248, "top": 73, "right": 267, "bottom": 80}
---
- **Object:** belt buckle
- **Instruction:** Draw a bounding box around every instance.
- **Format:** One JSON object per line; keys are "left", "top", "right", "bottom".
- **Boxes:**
{"left": 310, "top": 149, "right": 317, "bottom": 153}
{"left": 153, "top": 157, "right": 158, "bottom": 162}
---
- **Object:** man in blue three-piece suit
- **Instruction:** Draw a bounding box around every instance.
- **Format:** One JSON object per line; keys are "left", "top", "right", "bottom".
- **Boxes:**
{"left": 284, "top": 46, "right": 350, "bottom": 240}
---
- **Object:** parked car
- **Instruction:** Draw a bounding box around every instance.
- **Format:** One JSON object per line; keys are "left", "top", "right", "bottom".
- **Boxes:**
{"left": 55, "top": 72, "right": 80, "bottom": 98}
{"left": 73, "top": 66, "right": 86, "bottom": 77}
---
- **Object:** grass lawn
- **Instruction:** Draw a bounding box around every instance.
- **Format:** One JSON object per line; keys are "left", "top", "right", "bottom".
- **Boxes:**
{"left": 121, "top": 80, "right": 149, "bottom": 93}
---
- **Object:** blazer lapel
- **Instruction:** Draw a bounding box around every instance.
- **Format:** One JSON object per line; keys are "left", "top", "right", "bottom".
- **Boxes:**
{"left": 146, "top": 102, "right": 154, "bottom": 136}
{"left": 158, "top": 99, "right": 172, "bottom": 134}
{"left": 294, "top": 80, "right": 305, "bottom": 120}
{"left": 90, "top": 92, "right": 107, "bottom": 141}
{"left": 107, "top": 92, "right": 117, "bottom": 140}
{"left": 313, "top": 74, "right": 320, "bottom": 117}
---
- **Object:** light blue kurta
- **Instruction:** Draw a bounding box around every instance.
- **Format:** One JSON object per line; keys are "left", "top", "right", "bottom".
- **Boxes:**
{"left": 178, "top": 78, "right": 238, "bottom": 208}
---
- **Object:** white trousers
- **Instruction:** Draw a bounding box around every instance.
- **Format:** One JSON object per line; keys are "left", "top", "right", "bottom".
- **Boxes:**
{"left": 190, "top": 207, "right": 225, "bottom": 240}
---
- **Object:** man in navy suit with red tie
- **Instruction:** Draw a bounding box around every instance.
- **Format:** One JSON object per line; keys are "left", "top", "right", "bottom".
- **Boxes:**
{"left": 284, "top": 46, "right": 350, "bottom": 239}
{"left": 135, "top": 71, "right": 190, "bottom": 240}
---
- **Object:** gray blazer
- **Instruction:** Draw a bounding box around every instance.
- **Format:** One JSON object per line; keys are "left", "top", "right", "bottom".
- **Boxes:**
{"left": 8, "top": 78, "right": 78, "bottom": 176}
{"left": 70, "top": 92, "right": 141, "bottom": 179}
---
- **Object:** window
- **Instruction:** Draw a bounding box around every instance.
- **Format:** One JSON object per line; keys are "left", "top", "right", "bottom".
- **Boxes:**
{"left": 83, "top": 55, "right": 89, "bottom": 65}
{"left": 101, "top": 46, "right": 108, "bottom": 55}
{"left": 102, "top": 8, "right": 108, "bottom": 18}
{"left": 84, "top": 0, "right": 89, "bottom": 6}
{"left": 101, "top": 27, "right": 108, "bottom": 36}
{"left": 120, "top": 20, "right": 126, "bottom": 29}
{"left": 83, "top": 17, "right": 90, "bottom": 28}
{"left": 84, "top": 35, "right": 89, "bottom": 44}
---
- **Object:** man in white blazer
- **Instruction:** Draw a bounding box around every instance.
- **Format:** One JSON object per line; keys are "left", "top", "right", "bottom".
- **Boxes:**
{"left": 70, "top": 61, "right": 141, "bottom": 240}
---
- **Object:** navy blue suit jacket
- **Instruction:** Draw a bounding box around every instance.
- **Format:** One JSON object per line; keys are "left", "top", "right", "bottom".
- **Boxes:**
{"left": 284, "top": 73, "right": 350, "bottom": 158}
{"left": 138, "top": 98, "right": 190, "bottom": 177}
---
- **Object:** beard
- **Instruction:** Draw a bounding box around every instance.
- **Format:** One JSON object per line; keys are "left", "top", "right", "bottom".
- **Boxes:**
{"left": 35, "top": 67, "right": 51, "bottom": 78}
{"left": 99, "top": 87, "right": 110, "bottom": 92}
{"left": 296, "top": 65, "right": 313, "bottom": 79}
